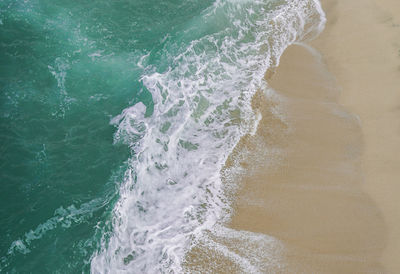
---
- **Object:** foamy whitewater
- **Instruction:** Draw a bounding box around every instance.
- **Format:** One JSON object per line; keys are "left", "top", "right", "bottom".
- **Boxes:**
{"left": 91, "top": 0, "right": 326, "bottom": 272}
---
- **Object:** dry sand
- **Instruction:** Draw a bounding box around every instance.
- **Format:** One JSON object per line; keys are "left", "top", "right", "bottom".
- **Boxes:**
{"left": 312, "top": 0, "right": 400, "bottom": 272}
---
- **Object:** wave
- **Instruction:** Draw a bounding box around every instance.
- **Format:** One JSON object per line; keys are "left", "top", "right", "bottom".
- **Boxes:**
{"left": 1, "top": 198, "right": 108, "bottom": 270}
{"left": 91, "top": 0, "right": 326, "bottom": 272}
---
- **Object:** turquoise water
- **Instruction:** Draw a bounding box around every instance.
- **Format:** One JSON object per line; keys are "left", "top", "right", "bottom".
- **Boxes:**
{"left": 0, "top": 0, "right": 325, "bottom": 272}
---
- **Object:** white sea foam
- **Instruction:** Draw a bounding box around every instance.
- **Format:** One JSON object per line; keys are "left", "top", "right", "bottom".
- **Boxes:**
{"left": 91, "top": 0, "right": 326, "bottom": 273}
{"left": 1, "top": 198, "right": 105, "bottom": 269}
{"left": 193, "top": 225, "right": 286, "bottom": 272}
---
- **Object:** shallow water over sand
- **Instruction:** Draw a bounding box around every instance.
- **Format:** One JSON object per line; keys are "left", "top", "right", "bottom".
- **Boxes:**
{"left": 191, "top": 44, "right": 386, "bottom": 273}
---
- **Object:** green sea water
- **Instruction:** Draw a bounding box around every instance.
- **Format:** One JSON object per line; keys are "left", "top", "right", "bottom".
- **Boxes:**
{"left": 0, "top": 0, "right": 213, "bottom": 272}
{"left": 0, "top": 0, "right": 325, "bottom": 272}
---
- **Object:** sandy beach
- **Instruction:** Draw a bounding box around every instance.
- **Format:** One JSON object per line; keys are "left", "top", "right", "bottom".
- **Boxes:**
{"left": 312, "top": 0, "right": 400, "bottom": 272}
{"left": 184, "top": 0, "right": 399, "bottom": 272}
{"left": 228, "top": 0, "right": 400, "bottom": 271}
{"left": 229, "top": 0, "right": 400, "bottom": 271}
{"left": 229, "top": 43, "right": 386, "bottom": 273}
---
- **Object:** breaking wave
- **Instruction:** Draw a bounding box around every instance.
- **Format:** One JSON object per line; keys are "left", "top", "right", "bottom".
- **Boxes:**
{"left": 91, "top": 0, "right": 325, "bottom": 272}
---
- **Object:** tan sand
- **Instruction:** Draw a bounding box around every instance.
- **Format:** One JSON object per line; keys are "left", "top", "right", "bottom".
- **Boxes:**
{"left": 228, "top": 44, "right": 385, "bottom": 273}
{"left": 184, "top": 42, "right": 387, "bottom": 273}
{"left": 311, "top": 0, "right": 400, "bottom": 272}
{"left": 184, "top": 0, "right": 400, "bottom": 272}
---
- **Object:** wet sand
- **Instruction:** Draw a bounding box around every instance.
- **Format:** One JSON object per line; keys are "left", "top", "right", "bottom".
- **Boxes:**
{"left": 228, "top": 44, "right": 386, "bottom": 273}
{"left": 184, "top": 0, "right": 400, "bottom": 272}
{"left": 184, "top": 43, "right": 387, "bottom": 273}
{"left": 311, "top": 0, "right": 400, "bottom": 272}
{"left": 229, "top": 0, "right": 400, "bottom": 271}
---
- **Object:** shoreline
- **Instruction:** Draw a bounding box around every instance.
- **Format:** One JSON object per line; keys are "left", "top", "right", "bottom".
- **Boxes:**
{"left": 229, "top": 43, "right": 385, "bottom": 272}
{"left": 228, "top": 0, "right": 400, "bottom": 271}
{"left": 184, "top": 0, "right": 399, "bottom": 271}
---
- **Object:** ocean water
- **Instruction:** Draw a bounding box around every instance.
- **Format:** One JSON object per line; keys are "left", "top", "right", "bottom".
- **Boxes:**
{"left": 0, "top": 0, "right": 325, "bottom": 272}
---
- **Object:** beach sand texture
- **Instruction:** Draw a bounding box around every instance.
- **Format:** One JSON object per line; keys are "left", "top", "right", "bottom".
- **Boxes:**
{"left": 230, "top": 0, "right": 400, "bottom": 270}
{"left": 312, "top": 0, "right": 400, "bottom": 272}
{"left": 185, "top": 0, "right": 400, "bottom": 272}
{"left": 229, "top": 44, "right": 385, "bottom": 273}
